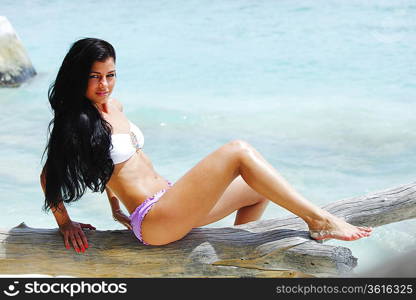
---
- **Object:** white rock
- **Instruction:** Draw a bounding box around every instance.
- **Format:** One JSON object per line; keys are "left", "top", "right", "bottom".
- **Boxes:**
{"left": 0, "top": 16, "right": 36, "bottom": 87}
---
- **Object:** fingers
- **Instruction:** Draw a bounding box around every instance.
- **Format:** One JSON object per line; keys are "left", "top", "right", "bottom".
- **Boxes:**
{"left": 121, "top": 219, "right": 132, "bottom": 230}
{"left": 68, "top": 228, "right": 90, "bottom": 253}
{"left": 81, "top": 223, "right": 96, "bottom": 230}
{"left": 80, "top": 231, "right": 89, "bottom": 250}
{"left": 124, "top": 222, "right": 132, "bottom": 230}
{"left": 68, "top": 234, "right": 79, "bottom": 252}
{"left": 63, "top": 232, "right": 71, "bottom": 250}
{"left": 60, "top": 222, "right": 95, "bottom": 254}
{"left": 69, "top": 232, "right": 85, "bottom": 253}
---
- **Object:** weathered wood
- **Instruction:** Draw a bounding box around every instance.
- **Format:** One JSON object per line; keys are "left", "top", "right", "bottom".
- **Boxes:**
{"left": 1, "top": 181, "right": 415, "bottom": 278}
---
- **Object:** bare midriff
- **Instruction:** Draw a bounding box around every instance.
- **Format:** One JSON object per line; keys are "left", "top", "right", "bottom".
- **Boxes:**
{"left": 106, "top": 149, "right": 170, "bottom": 215}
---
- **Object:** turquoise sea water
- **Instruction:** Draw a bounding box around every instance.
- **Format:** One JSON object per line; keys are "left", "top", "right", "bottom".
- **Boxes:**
{"left": 1, "top": 0, "right": 416, "bottom": 275}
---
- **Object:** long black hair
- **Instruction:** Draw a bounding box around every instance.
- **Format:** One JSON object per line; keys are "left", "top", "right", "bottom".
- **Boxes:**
{"left": 42, "top": 38, "right": 116, "bottom": 212}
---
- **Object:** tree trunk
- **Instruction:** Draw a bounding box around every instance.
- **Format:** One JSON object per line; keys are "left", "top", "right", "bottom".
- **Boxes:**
{"left": 1, "top": 181, "right": 415, "bottom": 278}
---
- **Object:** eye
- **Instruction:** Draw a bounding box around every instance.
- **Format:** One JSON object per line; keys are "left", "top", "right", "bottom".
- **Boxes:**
{"left": 89, "top": 75, "right": 99, "bottom": 79}
{"left": 107, "top": 73, "right": 116, "bottom": 78}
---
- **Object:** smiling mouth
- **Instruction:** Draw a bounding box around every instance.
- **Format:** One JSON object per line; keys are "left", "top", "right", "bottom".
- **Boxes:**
{"left": 96, "top": 91, "right": 109, "bottom": 96}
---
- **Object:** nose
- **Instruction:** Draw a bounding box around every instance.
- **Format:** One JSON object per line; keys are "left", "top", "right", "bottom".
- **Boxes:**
{"left": 98, "top": 77, "right": 108, "bottom": 89}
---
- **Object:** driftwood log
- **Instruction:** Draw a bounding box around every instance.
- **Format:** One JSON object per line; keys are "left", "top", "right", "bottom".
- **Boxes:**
{"left": 1, "top": 181, "right": 415, "bottom": 278}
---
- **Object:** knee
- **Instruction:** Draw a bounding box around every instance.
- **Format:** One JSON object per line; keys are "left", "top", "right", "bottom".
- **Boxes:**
{"left": 257, "top": 196, "right": 269, "bottom": 208}
{"left": 226, "top": 139, "right": 253, "bottom": 153}
{"left": 225, "top": 139, "right": 255, "bottom": 160}
{"left": 215, "top": 140, "right": 255, "bottom": 174}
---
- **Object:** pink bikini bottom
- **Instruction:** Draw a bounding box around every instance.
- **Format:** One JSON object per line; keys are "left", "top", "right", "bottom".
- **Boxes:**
{"left": 129, "top": 180, "right": 173, "bottom": 245}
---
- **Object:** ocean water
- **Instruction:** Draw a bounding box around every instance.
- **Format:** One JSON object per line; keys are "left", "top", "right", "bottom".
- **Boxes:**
{"left": 1, "top": 0, "right": 416, "bottom": 275}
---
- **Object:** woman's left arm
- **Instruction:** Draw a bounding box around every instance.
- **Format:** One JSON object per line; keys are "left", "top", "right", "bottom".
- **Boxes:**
{"left": 105, "top": 187, "right": 121, "bottom": 212}
{"left": 105, "top": 187, "right": 132, "bottom": 230}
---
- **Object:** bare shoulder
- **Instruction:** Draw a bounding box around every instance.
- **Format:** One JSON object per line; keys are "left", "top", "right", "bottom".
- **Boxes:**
{"left": 110, "top": 98, "right": 124, "bottom": 112}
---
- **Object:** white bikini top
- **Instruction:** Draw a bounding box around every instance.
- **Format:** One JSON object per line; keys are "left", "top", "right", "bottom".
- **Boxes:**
{"left": 110, "top": 120, "right": 144, "bottom": 164}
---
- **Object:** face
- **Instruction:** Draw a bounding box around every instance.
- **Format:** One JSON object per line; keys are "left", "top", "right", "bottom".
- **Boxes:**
{"left": 85, "top": 57, "right": 116, "bottom": 105}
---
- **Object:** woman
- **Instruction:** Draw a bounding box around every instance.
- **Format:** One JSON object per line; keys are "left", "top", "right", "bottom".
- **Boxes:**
{"left": 40, "top": 38, "right": 372, "bottom": 253}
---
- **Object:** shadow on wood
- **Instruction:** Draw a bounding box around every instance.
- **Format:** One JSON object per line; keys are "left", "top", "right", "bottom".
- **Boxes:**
{"left": 1, "top": 181, "right": 415, "bottom": 278}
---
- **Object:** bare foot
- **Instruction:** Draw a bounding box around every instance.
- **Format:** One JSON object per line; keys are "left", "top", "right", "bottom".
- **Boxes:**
{"left": 307, "top": 213, "right": 373, "bottom": 241}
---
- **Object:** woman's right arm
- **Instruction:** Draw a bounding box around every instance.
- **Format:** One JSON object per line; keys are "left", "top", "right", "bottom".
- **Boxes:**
{"left": 40, "top": 167, "right": 95, "bottom": 253}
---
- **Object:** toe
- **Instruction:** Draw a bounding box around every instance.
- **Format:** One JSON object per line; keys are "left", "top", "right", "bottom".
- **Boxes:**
{"left": 358, "top": 231, "right": 371, "bottom": 239}
{"left": 344, "top": 236, "right": 354, "bottom": 241}
{"left": 358, "top": 226, "right": 372, "bottom": 233}
{"left": 339, "top": 233, "right": 354, "bottom": 241}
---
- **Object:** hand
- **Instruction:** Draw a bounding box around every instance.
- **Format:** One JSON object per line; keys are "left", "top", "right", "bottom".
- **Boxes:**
{"left": 58, "top": 221, "right": 96, "bottom": 253}
{"left": 113, "top": 209, "right": 132, "bottom": 230}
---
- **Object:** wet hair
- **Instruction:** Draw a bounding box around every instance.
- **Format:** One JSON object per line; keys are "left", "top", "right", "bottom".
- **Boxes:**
{"left": 42, "top": 38, "right": 116, "bottom": 212}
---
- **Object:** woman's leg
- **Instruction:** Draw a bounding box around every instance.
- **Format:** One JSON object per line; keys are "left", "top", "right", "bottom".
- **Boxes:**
{"left": 194, "top": 176, "right": 269, "bottom": 227}
{"left": 145, "top": 140, "right": 372, "bottom": 245}
{"left": 234, "top": 198, "right": 269, "bottom": 225}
